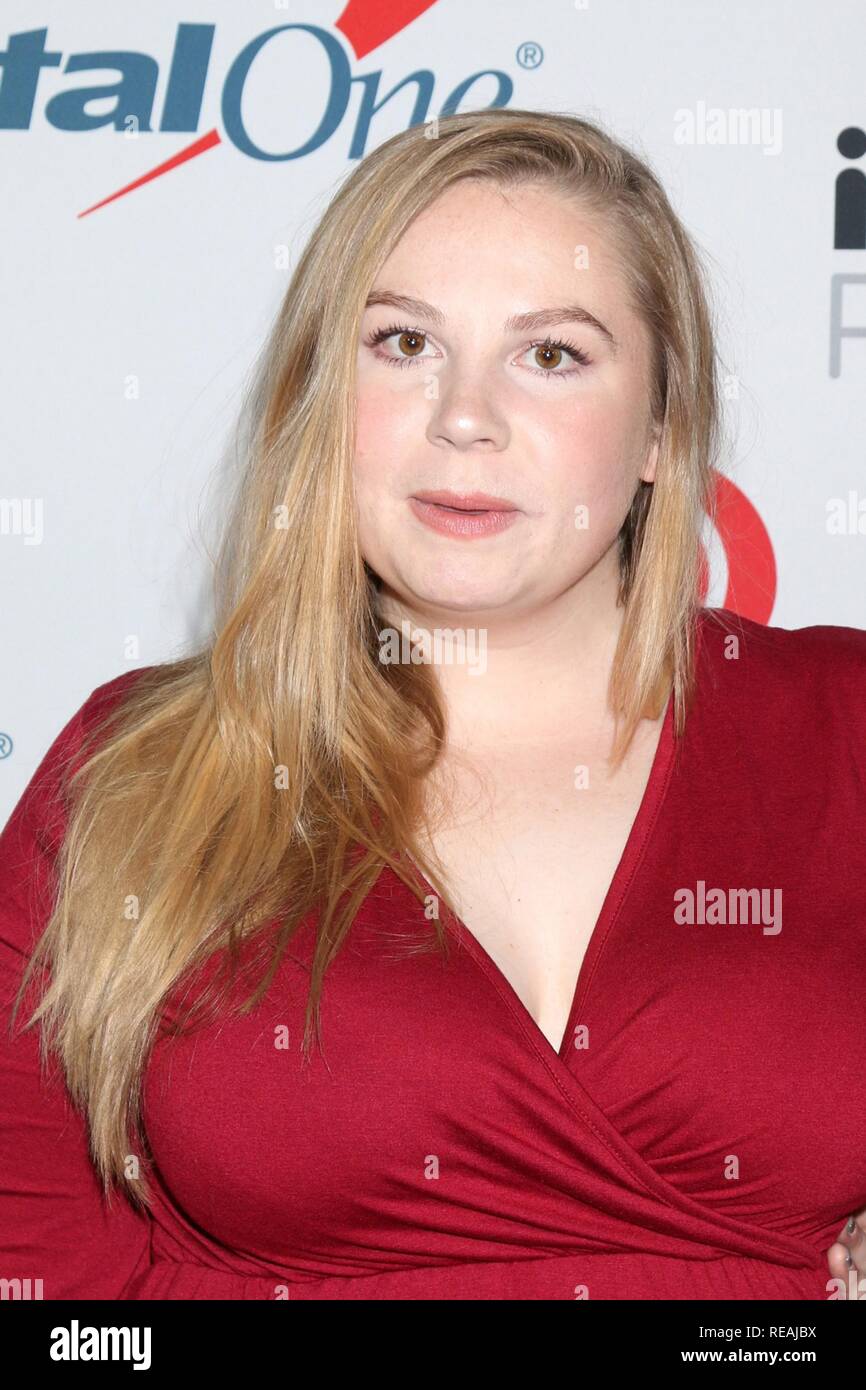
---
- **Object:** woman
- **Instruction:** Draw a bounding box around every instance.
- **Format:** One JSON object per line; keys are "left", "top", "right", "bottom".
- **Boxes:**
{"left": 1, "top": 109, "right": 864, "bottom": 1301}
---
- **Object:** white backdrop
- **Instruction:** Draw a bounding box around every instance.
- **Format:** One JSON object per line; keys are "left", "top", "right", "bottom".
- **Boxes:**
{"left": 3, "top": 0, "right": 865, "bottom": 816}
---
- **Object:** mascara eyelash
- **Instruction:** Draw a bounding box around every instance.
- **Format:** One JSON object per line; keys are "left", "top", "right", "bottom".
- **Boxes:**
{"left": 366, "top": 322, "right": 426, "bottom": 348}
{"left": 365, "top": 324, "right": 593, "bottom": 376}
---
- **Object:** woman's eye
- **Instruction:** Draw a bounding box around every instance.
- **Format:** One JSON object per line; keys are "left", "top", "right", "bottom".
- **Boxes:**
{"left": 520, "top": 338, "right": 593, "bottom": 378}
{"left": 366, "top": 325, "right": 435, "bottom": 369}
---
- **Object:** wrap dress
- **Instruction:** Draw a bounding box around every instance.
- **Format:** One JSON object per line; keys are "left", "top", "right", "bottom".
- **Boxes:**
{"left": 1, "top": 605, "right": 865, "bottom": 1299}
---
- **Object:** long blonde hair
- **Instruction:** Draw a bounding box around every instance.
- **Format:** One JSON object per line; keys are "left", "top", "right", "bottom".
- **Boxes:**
{"left": 11, "top": 108, "right": 721, "bottom": 1208}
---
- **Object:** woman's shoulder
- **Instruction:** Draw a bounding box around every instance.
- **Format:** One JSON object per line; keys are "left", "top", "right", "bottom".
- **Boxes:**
{"left": 77, "top": 664, "right": 160, "bottom": 739}
{"left": 699, "top": 605, "right": 866, "bottom": 680}
{"left": 36, "top": 665, "right": 162, "bottom": 792}
{"left": 3, "top": 666, "right": 160, "bottom": 859}
{"left": 0, "top": 665, "right": 165, "bottom": 961}
{"left": 696, "top": 605, "right": 866, "bottom": 737}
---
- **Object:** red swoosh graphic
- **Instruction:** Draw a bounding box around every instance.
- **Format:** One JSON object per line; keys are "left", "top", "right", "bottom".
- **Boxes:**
{"left": 78, "top": 129, "right": 222, "bottom": 218}
{"left": 699, "top": 471, "right": 777, "bottom": 624}
{"left": 78, "top": 0, "right": 442, "bottom": 215}
{"left": 335, "top": 0, "right": 440, "bottom": 60}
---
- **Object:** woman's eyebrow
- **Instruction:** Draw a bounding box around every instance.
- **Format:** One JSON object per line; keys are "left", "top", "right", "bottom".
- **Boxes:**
{"left": 364, "top": 290, "right": 619, "bottom": 355}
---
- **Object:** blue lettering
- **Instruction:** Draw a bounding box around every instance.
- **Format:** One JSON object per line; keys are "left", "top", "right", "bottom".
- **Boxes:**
{"left": 440, "top": 69, "right": 513, "bottom": 116}
{"left": 161, "top": 24, "right": 214, "bottom": 133}
{"left": 222, "top": 25, "right": 350, "bottom": 161}
{"left": 349, "top": 69, "right": 435, "bottom": 159}
{"left": 46, "top": 49, "right": 159, "bottom": 133}
{"left": 0, "top": 22, "right": 514, "bottom": 165}
{"left": 0, "top": 29, "right": 61, "bottom": 129}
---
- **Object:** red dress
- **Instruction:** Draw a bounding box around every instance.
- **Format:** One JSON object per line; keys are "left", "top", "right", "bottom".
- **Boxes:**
{"left": 2, "top": 606, "right": 865, "bottom": 1300}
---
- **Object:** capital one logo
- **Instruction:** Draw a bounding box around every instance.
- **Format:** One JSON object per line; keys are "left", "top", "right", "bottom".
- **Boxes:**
{"left": 0, "top": 1, "right": 513, "bottom": 216}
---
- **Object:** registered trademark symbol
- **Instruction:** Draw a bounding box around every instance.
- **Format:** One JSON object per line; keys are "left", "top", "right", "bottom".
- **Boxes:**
{"left": 516, "top": 42, "right": 543, "bottom": 70}
{"left": 0, "top": 733, "right": 13, "bottom": 759}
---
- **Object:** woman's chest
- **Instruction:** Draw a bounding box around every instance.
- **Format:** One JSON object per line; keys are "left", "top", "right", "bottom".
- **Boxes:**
{"left": 142, "top": 862, "right": 866, "bottom": 1272}
{"left": 141, "top": 762, "right": 866, "bottom": 1269}
{"left": 416, "top": 722, "right": 666, "bottom": 1054}
{"left": 419, "top": 800, "right": 639, "bottom": 1054}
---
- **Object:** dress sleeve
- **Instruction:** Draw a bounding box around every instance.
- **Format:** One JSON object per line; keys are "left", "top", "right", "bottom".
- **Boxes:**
{"left": 0, "top": 675, "right": 153, "bottom": 1299}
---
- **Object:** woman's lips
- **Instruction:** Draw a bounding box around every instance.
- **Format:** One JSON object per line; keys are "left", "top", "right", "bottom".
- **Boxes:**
{"left": 408, "top": 491, "right": 521, "bottom": 539}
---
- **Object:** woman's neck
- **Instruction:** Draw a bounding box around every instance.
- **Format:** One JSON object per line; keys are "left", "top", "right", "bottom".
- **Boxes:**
{"left": 376, "top": 549, "right": 626, "bottom": 755}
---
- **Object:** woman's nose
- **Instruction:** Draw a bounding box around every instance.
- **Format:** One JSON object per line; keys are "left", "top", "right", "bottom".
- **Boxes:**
{"left": 425, "top": 369, "right": 510, "bottom": 453}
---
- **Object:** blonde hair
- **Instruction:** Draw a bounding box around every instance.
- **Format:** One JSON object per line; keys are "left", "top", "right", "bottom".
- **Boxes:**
{"left": 11, "top": 108, "right": 721, "bottom": 1207}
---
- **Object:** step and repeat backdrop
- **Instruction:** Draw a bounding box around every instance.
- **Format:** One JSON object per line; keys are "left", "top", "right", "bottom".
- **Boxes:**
{"left": 2, "top": 0, "right": 865, "bottom": 811}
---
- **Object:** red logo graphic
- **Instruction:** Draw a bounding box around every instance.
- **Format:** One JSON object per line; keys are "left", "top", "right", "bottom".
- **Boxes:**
{"left": 699, "top": 472, "right": 776, "bottom": 623}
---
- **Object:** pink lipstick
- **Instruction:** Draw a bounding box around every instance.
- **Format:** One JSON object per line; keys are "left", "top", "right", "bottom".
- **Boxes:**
{"left": 408, "top": 490, "right": 521, "bottom": 539}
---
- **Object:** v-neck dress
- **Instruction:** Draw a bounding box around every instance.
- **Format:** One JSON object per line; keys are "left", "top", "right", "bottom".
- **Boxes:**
{"left": 2, "top": 606, "right": 865, "bottom": 1300}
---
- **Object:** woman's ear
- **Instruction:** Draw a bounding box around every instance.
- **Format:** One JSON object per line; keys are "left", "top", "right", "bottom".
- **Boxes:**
{"left": 640, "top": 428, "right": 660, "bottom": 486}
{"left": 639, "top": 442, "right": 661, "bottom": 492}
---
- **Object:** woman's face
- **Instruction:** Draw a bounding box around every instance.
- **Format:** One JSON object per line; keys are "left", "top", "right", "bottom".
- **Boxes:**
{"left": 353, "top": 178, "right": 659, "bottom": 620}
